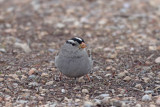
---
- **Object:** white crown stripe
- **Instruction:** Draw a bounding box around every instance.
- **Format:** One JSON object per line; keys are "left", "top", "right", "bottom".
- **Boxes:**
{"left": 67, "top": 40, "right": 75, "bottom": 43}
{"left": 75, "top": 37, "right": 82, "bottom": 41}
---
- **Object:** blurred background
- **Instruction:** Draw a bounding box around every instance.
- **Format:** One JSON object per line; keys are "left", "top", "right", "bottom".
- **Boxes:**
{"left": 0, "top": 0, "right": 160, "bottom": 106}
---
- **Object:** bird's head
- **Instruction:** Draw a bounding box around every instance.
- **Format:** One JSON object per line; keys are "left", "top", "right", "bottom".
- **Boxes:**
{"left": 66, "top": 37, "right": 86, "bottom": 49}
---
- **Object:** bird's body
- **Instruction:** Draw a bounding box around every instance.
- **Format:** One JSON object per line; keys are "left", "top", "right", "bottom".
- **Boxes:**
{"left": 55, "top": 37, "right": 93, "bottom": 78}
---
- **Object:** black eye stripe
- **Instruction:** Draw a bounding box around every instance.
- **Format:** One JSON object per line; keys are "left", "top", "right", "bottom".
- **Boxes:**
{"left": 66, "top": 40, "right": 76, "bottom": 46}
{"left": 66, "top": 37, "right": 85, "bottom": 46}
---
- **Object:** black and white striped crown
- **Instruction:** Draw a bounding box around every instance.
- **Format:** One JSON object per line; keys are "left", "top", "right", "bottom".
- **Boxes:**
{"left": 66, "top": 37, "right": 84, "bottom": 46}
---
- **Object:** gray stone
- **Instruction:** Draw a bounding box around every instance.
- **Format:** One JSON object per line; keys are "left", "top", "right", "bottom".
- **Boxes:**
{"left": 83, "top": 101, "right": 94, "bottom": 107}
{"left": 142, "top": 94, "right": 152, "bottom": 101}
{"left": 14, "top": 42, "right": 31, "bottom": 53}
{"left": 28, "top": 82, "right": 39, "bottom": 87}
{"left": 0, "top": 48, "right": 6, "bottom": 53}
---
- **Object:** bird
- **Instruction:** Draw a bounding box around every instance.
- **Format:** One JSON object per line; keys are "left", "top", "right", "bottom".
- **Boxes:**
{"left": 55, "top": 37, "right": 93, "bottom": 81}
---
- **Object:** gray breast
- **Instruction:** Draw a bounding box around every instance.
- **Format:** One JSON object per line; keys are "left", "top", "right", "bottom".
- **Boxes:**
{"left": 55, "top": 44, "right": 92, "bottom": 78}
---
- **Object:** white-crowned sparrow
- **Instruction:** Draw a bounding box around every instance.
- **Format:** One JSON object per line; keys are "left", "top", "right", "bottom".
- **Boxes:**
{"left": 55, "top": 37, "right": 93, "bottom": 81}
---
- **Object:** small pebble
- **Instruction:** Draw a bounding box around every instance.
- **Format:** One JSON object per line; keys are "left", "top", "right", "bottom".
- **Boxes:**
{"left": 118, "top": 72, "right": 126, "bottom": 78}
{"left": 16, "top": 100, "right": 28, "bottom": 104}
{"left": 28, "top": 75, "right": 36, "bottom": 80}
{"left": 149, "top": 104, "right": 156, "bottom": 107}
{"left": 0, "top": 78, "right": 4, "bottom": 82}
{"left": 28, "top": 82, "right": 39, "bottom": 87}
{"left": 45, "top": 81, "right": 53, "bottom": 85}
{"left": 56, "top": 23, "right": 65, "bottom": 28}
{"left": 0, "top": 48, "right": 6, "bottom": 53}
{"left": 4, "top": 88, "right": 11, "bottom": 93}
{"left": 5, "top": 102, "right": 12, "bottom": 107}
{"left": 0, "top": 97, "right": 3, "bottom": 102}
{"left": 9, "top": 74, "right": 19, "bottom": 81}
{"left": 110, "top": 98, "right": 122, "bottom": 107}
{"left": 13, "top": 83, "right": 18, "bottom": 87}
{"left": 61, "top": 89, "right": 66, "bottom": 93}
{"left": 123, "top": 76, "right": 131, "bottom": 81}
{"left": 78, "top": 77, "right": 85, "bottom": 82}
{"left": 142, "top": 77, "right": 150, "bottom": 83}
{"left": 37, "top": 95, "right": 44, "bottom": 100}
{"left": 144, "top": 90, "right": 154, "bottom": 94}
{"left": 82, "top": 89, "right": 89, "bottom": 94}
{"left": 135, "top": 104, "right": 141, "bottom": 107}
{"left": 105, "top": 73, "right": 112, "bottom": 77}
{"left": 106, "top": 66, "right": 112, "bottom": 70}
{"left": 28, "top": 68, "right": 36, "bottom": 75}
{"left": 93, "top": 99, "right": 101, "bottom": 105}
{"left": 9, "top": 74, "right": 18, "bottom": 78}
{"left": 48, "top": 48, "right": 55, "bottom": 53}
{"left": 75, "top": 99, "right": 80, "bottom": 102}
{"left": 83, "top": 101, "right": 94, "bottom": 107}
{"left": 142, "top": 94, "right": 152, "bottom": 101}
{"left": 99, "top": 94, "right": 110, "bottom": 98}
{"left": 156, "top": 96, "right": 160, "bottom": 105}
{"left": 135, "top": 84, "right": 143, "bottom": 90}
{"left": 21, "top": 75, "right": 27, "bottom": 80}
{"left": 41, "top": 73, "right": 49, "bottom": 77}
{"left": 101, "top": 97, "right": 111, "bottom": 104}
{"left": 149, "top": 46, "right": 157, "bottom": 51}
{"left": 155, "top": 57, "right": 160, "bottom": 63}
{"left": 21, "top": 93, "right": 30, "bottom": 99}
{"left": 14, "top": 42, "right": 31, "bottom": 53}
{"left": 98, "top": 18, "right": 107, "bottom": 25}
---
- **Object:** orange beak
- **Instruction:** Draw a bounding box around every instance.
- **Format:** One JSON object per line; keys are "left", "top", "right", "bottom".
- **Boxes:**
{"left": 80, "top": 42, "right": 86, "bottom": 48}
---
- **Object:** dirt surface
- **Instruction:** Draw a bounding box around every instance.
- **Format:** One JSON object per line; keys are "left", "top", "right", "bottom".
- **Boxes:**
{"left": 0, "top": 0, "right": 160, "bottom": 106}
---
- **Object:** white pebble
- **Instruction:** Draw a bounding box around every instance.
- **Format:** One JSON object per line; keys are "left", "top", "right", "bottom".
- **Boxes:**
{"left": 142, "top": 94, "right": 151, "bottom": 101}
{"left": 61, "top": 89, "right": 66, "bottom": 93}
{"left": 82, "top": 89, "right": 89, "bottom": 94}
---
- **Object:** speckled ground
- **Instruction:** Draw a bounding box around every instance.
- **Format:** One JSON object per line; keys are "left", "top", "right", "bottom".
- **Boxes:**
{"left": 0, "top": 0, "right": 160, "bottom": 106}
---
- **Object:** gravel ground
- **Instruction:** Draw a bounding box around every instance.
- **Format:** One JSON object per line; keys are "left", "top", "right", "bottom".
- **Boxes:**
{"left": 0, "top": 0, "right": 160, "bottom": 106}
